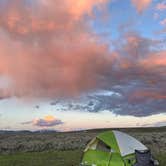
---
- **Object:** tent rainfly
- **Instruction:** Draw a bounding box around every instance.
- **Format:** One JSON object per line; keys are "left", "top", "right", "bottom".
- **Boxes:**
{"left": 80, "top": 130, "right": 148, "bottom": 166}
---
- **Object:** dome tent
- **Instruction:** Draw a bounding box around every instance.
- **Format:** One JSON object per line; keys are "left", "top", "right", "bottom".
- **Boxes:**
{"left": 80, "top": 130, "right": 148, "bottom": 166}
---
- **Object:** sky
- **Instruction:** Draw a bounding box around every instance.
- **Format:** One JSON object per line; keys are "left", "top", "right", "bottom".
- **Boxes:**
{"left": 0, "top": 0, "right": 166, "bottom": 131}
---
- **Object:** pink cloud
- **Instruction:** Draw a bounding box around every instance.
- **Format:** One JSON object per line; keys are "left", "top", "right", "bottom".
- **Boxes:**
{"left": 131, "top": 0, "right": 152, "bottom": 13}
{"left": 0, "top": 0, "right": 166, "bottom": 104}
{"left": 128, "top": 90, "right": 166, "bottom": 104}
{"left": 160, "top": 18, "right": 166, "bottom": 26}
{"left": 0, "top": 0, "right": 111, "bottom": 98}
{"left": 156, "top": 2, "right": 166, "bottom": 11}
{"left": 139, "top": 51, "right": 166, "bottom": 68}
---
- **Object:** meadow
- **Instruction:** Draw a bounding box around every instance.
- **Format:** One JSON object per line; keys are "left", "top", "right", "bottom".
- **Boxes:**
{"left": 0, "top": 151, "right": 165, "bottom": 166}
{"left": 0, "top": 127, "right": 165, "bottom": 166}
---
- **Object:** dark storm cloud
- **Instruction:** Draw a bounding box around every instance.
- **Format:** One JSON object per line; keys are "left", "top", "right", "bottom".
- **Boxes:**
{"left": 50, "top": 83, "right": 165, "bottom": 117}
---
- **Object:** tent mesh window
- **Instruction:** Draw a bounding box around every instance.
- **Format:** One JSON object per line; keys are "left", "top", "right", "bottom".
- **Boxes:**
{"left": 96, "top": 140, "right": 110, "bottom": 152}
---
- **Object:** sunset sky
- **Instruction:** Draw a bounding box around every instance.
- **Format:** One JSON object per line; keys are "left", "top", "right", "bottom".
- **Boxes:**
{"left": 0, "top": 0, "right": 166, "bottom": 131}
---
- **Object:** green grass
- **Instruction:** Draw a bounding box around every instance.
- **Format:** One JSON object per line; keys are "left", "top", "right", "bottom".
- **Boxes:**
{"left": 0, "top": 151, "right": 165, "bottom": 166}
{"left": 156, "top": 153, "right": 166, "bottom": 166}
{"left": 0, "top": 150, "right": 82, "bottom": 166}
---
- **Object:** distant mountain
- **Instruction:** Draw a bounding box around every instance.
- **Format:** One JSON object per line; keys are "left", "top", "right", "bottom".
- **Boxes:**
{"left": 0, "top": 130, "right": 58, "bottom": 134}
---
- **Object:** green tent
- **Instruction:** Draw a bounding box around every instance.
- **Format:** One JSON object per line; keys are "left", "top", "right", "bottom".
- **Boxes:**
{"left": 80, "top": 130, "right": 147, "bottom": 166}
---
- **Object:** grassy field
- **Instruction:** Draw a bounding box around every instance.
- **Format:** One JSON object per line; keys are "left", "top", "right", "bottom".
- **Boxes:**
{"left": 0, "top": 127, "right": 165, "bottom": 166}
{"left": 0, "top": 150, "right": 82, "bottom": 166}
{"left": 0, "top": 151, "right": 165, "bottom": 166}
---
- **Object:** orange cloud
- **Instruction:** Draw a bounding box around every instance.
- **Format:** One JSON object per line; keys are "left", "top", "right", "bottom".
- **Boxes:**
{"left": 33, "top": 116, "right": 63, "bottom": 127}
{"left": 44, "top": 115, "right": 57, "bottom": 122}
{"left": 67, "top": 0, "right": 108, "bottom": 19}
{"left": 131, "top": 0, "right": 152, "bottom": 13}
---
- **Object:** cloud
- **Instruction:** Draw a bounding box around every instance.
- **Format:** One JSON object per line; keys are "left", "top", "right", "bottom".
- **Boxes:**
{"left": 0, "top": 89, "right": 11, "bottom": 100}
{"left": 153, "top": 13, "right": 159, "bottom": 20}
{"left": 131, "top": 0, "right": 152, "bottom": 13}
{"left": 154, "top": 120, "right": 166, "bottom": 127}
{"left": 0, "top": 1, "right": 166, "bottom": 118}
{"left": 129, "top": 90, "right": 166, "bottom": 101}
{"left": 160, "top": 18, "right": 166, "bottom": 26}
{"left": 0, "top": 0, "right": 108, "bottom": 36}
{"left": 34, "top": 116, "right": 63, "bottom": 127}
{"left": 0, "top": 0, "right": 111, "bottom": 98}
{"left": 156, "top": 2, "right": 166, "bottom": 33}
{"left": 68, "top": 32, "right": 166, "bottom": 117}
{"left": 22, "top": 116, "right": 64, "bottom": 127}
{"left": 113, "top": 32, "right": 166, "bottom": 99}
{"left": 156, "top": 2, "right": 166, "bottom": 11}
{"left": 49, "top": 83, "right": 166, "bottom": 117}
{"left": 0, "top": 76, "right": 12, "bottom": 99}
{"left": 142, "top": 120, "right": 166, "bottom": 127}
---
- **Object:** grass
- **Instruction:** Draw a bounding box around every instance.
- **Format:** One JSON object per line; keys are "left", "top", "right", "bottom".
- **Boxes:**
{"left": 0, "top": 150, "right": 82, "bottom": 166}
{"left": 156, "top": 153, "right": 166, "bottom": 166}
{"left": 0, "top": 151, "right": 165, "bottom": 166}
{"left": 0, "top": 128, "right": 165, "bottom": 165}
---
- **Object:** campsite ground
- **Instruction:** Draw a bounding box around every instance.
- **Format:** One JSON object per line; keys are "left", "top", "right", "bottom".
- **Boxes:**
{"left": 0, "top": 127, "right": 166, "bottom": 166}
